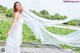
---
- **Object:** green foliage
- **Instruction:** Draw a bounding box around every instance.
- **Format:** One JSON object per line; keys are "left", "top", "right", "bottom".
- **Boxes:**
{"left": 39, "top": 9, "right": 49, "bottom": 15}
{"left": 30, "top": 9, "right": 80, "bottom": 26}
{"left": 6, "top": 8, "right": 13, "bottom": 17}
{"left": 0, "top": 20, "right": 11, "bottom": 41}
{"left": 50, "top": 14, "right": 67, "bottom": 20}
{"left": 30, "top": 9, "right": 67, "bottom": 20}
{"left": 46, "top": 27, "right": 75, "bottom": 35}
{"left": 0, "top": 18, "right": 79, "bottom": 52}
{"left": 60, "top": 44, "right": 73, "bottom": 49}
{"left": 30, "top": 10, "right": 43, "bottom": 18}
{"left": 0, "top": 20, "right": 75, "bottom": 42}
{"left": 22, "top": 23, "right": 41, "bottom": 42}
{"left": 65, "top": 20, "right": 80, "bottom": 26}
{"left": 0, "top": 5, "right": 13, "bottom": 17}
{"left": 0, "top": 5, "right": 7, "bottom": 13}
{"left": 0, "top": 20, "right": 40, "bottom": 42}
{"left": 30, "top": 10, "right": 67, "bottom": 20}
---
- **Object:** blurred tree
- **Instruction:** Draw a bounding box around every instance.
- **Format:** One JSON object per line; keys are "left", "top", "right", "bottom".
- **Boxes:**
{"left": 6, "top": 8, "right": 13, "bottom": 17}
{"left": 39, "top": 9, "right": 49, "bottom": 16}
{"left": 0, "top": 5, "right": 7, "bottom": 13}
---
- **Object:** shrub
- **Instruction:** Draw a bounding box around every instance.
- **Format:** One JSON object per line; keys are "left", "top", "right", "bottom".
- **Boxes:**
{"left": 30, "top": 9, "right": 80, "bottom": 26}
{"left": 65, "top": 20, "right": 80, "bottom": 26}
{"left": 39, "top": 9, "right": 49, "bottom": 16}
{"left": 0, "top": 5, "right": 7, "bottom": 13}
{"left": 6, "top": 8, "right": 13, "bottom": 17}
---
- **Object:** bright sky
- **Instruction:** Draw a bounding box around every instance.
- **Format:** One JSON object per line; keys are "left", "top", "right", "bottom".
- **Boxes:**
{"left": 0, "top": 0, "right": 80, "bottom": 17}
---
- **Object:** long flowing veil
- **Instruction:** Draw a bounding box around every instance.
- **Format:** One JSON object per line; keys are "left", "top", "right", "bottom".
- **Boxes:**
{"left": 22, "top": 9, "right": 80, "bottom": 47}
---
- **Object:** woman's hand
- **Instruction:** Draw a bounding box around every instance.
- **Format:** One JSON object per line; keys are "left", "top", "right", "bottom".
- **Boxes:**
{"left": 6, "top": 31, "right": 11, "bottom": 38}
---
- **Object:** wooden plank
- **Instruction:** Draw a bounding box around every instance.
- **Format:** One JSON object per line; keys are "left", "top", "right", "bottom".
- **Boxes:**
{"left": 20, "top": 48, "right": 77, "bottom": 53}
{"left": 0, "top": 46, "right": 77, "bottom": 53}
{"left": 0, "top": 41, "right": 78, "bottom": 53}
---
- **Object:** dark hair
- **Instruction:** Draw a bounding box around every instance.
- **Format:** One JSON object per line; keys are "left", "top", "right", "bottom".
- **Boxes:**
{"left": 13, "top": 1, "right": 23, "bottom": 13}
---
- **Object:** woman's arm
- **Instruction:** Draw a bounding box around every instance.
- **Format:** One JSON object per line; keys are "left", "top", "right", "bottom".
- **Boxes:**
{"left": 6, "top": 13, "right": 18, "bottom": 37}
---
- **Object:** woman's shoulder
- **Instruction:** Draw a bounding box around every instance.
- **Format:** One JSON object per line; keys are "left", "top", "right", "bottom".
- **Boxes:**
{"left": 14, "top": 12, "right": 20, "bottom": 17}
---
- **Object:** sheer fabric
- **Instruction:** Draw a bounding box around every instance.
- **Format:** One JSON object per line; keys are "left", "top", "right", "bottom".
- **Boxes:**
{"left": 23, "top": 10, "right": 80, "bottom": 47}
{"left": 5, "top": 14, "right": 24, "bottom": 53}
{"left": 5, "top": 10, "right": 80, "bottom": 53}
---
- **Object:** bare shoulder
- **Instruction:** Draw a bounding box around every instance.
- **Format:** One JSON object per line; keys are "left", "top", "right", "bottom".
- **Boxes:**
{"left": 14, "top": 12, "right": 20, "bottom": 19}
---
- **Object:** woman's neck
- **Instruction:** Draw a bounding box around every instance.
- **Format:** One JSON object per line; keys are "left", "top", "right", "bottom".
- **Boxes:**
{"left": 16, "top": 11, "right": 20, "bottom": 13}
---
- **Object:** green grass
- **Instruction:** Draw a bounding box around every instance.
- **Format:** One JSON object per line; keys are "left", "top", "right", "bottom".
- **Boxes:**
{"left": 0, "top": 13, "right": 13, "bottom": 20}
{"left": 22, "top": 23, "right": 41, "bottom": 42}
{"left": 0, "top": 20, "right": 41, "bottom": 42}
{"left": 0, "top": 20, "right": 76, "bottom": 42}
{"left": 46, "top": 27, "right": 75, "bottom": 35}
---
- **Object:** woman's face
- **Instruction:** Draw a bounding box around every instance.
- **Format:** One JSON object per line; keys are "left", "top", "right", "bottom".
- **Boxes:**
{"left": 16, "top": 3, "right": 21, "bottom": 11}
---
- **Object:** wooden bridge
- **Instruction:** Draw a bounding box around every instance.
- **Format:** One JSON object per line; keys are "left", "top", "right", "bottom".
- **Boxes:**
{"left": 0, "top": 41, "right": 77, "bottom": 53}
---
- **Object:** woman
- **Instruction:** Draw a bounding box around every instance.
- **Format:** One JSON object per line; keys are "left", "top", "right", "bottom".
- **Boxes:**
{"left": 5, "top": 1, "right": 80, "bottom": 53}
{"left": 6, "top": 1, "right": 24, "bottom": 53}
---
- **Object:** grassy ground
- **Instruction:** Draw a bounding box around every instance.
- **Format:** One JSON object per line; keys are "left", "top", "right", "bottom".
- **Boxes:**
{"left": 0, "top": 20, "right": 76, "bottom": 41}
{"left": 0, "top": 13, "right": 13, "bottom": 21}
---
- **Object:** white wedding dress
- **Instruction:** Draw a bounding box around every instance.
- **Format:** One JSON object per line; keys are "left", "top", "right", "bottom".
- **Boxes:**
{"left": 5, "top": 10, "right": 80, "bottom": 53}
{"left": 5, "top": 13, "right": 24, "bottom": 53}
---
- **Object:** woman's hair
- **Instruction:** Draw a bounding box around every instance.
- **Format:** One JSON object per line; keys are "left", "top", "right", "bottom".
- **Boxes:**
{"left": 13, "top": 1, "right": 23, "bottom": 13}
